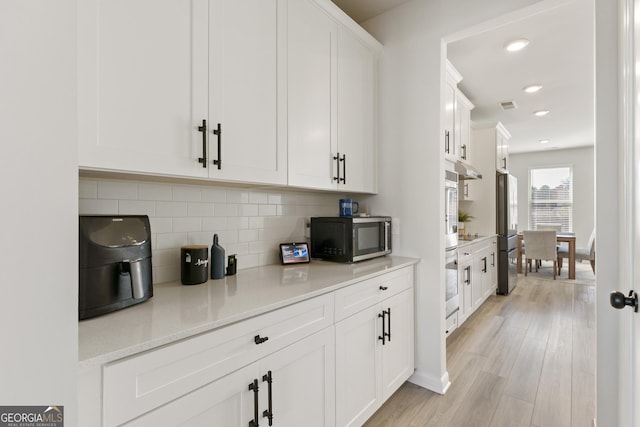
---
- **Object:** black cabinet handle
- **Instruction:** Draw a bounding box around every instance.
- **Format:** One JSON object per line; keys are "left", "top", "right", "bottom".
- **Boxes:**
{"left": 502, "top": 157, "right": 507, "bottom": 169}
{"left": 465, "top": 266, "right": 471, "bottom": 285}
{"left": 378, "top": 310, "right": 386, "bottom": 345}
{"left": 482, "top": 257, "right": 487, "bottom": 273}
{"left": 333, "top": 153, "right": 340, "bottom": 182}
{"left": 262, "top": 371, "right": 274, "bottom": 426}
{"left": 386, "top": 308, "right": 391, "bottom": 342}
{"left": 445, "top": 130, "right": 450, "bottom": 153}
{"left": 461, "top": 144, "right": 467, "bottom": 160}
{"left": 491, "top": 252, "right": 495, "bottom": 267}
{"left": 340, "top": 154, "right": 346, "bottom": 184}
{"left": 212, "top": 123, "right": 222, "bottom": 170}
{"left": 248, "top": 379, "right": 259, "bottom": 427}
{"left": 254, "top": 335, "right": 269, "bottom": 345}
{"left": 379, "top": 286, "right": 388, "bottom": 291}
{"left": 197, "top": 119, "right": 207, "bottom": 168}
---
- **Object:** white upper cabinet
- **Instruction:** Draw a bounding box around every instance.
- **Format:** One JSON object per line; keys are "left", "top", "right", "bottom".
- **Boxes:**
{"left": 288, "top": 0, "right": 381, "bottom": 193}
{"left": 78, "top": 0, "right": 286, "bottom": 185}
{"left": 287, "top": 0, "right": 337, "bottom": 190}
{"left": 207, "top": 0, "right": 286, "bottom": 184}
{"left": 78, "top": 0, "right": 209, "bottom": 179}
{"left": 444, "top": 61, "right": 474, "bottom": 165}
{"left": 337, "top": 26, "right": 377, "bottom": 193}
{"left": 495, "top": 122, "right": 512, "bottom": 172}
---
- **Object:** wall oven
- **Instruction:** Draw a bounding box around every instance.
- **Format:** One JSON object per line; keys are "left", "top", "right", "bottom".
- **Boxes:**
{"left": 445, "top": 247, "right": 459, "bottom": 319}
{"left": 445, "top": 170, "right": 458, "bottom": 249}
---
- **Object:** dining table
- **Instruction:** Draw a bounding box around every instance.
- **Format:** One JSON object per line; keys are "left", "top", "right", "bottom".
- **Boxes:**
{"left": 516, "top": 232, "right": 577, "bottom": 279}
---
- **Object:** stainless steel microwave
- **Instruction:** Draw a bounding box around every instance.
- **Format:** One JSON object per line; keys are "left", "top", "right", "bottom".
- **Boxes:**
{"left": 310, "top": 216, "right": 392, "bottom": 263}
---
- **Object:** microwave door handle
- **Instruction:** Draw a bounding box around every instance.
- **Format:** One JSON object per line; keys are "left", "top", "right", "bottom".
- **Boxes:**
{"left": 384, "top": 222, "right": 390, "bottom": 252}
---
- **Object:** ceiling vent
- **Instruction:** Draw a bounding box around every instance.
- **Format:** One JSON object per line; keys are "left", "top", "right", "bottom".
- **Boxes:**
{"left": 499, "top": 100, "right": 518, "bottom": 110}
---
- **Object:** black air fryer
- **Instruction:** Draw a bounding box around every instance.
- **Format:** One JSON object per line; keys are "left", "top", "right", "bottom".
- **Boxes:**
{"left": 79, "top": 215, "right": 153, "bottom": 320}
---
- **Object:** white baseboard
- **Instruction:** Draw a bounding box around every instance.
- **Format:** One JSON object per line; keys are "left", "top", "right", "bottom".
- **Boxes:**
{"left": 408, "top": 369, "right": 451, "bottom": 394}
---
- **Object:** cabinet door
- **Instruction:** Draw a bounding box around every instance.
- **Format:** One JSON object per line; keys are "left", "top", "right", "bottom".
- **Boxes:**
{"left": 78, "top": 0, "right": 209, "bottom": 178}
{"left": 444, "top": 81, "right": 456, "bottom": 160}
{"left": 208, "top": 0, "right": 286, "bottom": 185}
{"left": 381, "top": 288, "right": 415, "bottom": 400}
{"left": 259, "top": 327, "right": 336, "bottom": 427}
{"left": 287, "top": 0, "right": 337, "bottom": 190}
{"left": 472, "top": 251, "right": 488, "bottom": 309}
{"left": 335, "top": 305, "right": 382, "bottom": 427}
{"left": 337, "top": 27, "right": 377, "bottom": 193}
{"left": 123, "top": 363, "right": 257, "bottom": 427}
{"left": 459, "top": 259, "right": 473, "bottom": 322}
{"left": 456, "top": 90, "right": 472, "bottom": 163}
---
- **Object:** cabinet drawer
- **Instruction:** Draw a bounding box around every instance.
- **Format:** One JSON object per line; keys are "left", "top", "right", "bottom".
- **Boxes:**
{"left": 445, "top": 312, "right": 458, "bottom": 337}
{"left": 103, "top": 293, "right": 334, "bottom": 427}
{"left": 335, "top": 267, "right": 413, "bottom": 322}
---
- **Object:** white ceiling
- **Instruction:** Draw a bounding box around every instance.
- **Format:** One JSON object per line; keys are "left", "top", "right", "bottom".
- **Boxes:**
{"left": 331, "top": 0, "right": 595, "bottom": 155}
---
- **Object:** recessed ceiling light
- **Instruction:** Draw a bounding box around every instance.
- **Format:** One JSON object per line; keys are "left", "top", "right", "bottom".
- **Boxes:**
{"left": 539, "top": 139, "right": 550, "bottom": 144}
{"left": 524, "top": 84, "right": 543, "bottom": 93}
{"left": 505, "top": 39, "right": 530, "bottom": 52}
{"left": 534, "top": 110, "right": 549, "bottom": 117}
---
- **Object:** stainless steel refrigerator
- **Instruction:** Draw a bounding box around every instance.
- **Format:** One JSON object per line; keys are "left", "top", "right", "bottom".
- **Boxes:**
{"left": 496, "top": 172, "right": 518, "bottom": 295}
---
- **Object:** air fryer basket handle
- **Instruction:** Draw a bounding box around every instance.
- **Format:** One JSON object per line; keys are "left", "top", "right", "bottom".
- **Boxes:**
{"left": 129, "top": 260, "right": 145, "bottom": 299}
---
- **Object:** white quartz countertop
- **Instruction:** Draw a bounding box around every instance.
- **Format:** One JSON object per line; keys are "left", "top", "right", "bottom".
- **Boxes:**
{"left": 78, "top": 256, "right": 419, "bottom": 368}
{"left": 457, "top": 234, "right": 497, "bottom": 248}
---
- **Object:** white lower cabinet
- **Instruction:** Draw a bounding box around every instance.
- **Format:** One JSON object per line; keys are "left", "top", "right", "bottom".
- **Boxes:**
{"left": 457, "top": 237, "right": 497, "bottom": 326}
{"left": 82, "top": 265, "right": 415, "bottom": 427}
{"left": 126, "top": 328, "right": 335, "bottom": 427}
{"left": 335, "top": 270, "right": 414, "bottom": 427}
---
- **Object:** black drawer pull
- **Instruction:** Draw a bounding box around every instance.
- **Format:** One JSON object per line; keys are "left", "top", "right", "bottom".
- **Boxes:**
{"left": 379, "top": 286, "right": 388, "bottom": 291}
{"left": 248, "top": 379, "right": 259, "bottom": 427}
{"left": 262, "top": 371, "right": 274, "bottom": 426}
{"left": 254, "top": 335, "right": 269, "bottom": 345}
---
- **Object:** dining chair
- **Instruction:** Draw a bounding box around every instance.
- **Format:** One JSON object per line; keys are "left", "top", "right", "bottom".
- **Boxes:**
{"left": 523, "top": 230, "right": 558, "bottom": 279}
{"left": 558, "top": 229, "right": 595, "bottom": 274}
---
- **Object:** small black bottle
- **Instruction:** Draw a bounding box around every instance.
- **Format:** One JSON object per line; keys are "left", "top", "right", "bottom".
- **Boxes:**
{"left": 210, "top": 234, "right": 225, "bottom": 280}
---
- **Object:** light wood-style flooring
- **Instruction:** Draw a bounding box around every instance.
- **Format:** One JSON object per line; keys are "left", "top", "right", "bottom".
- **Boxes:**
{"left": 364, "top": 261, "right": 596, "bottom": 427}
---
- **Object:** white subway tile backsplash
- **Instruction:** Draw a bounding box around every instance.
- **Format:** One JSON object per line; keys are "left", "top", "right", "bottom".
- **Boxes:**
{"left": 79, "top": 177, "right": 342, "bottom": 284}
{"left": 139, "top": 183, "right": 172, "bottom": 201}
{"left": 202, "top": 217, "right": 228, "bottom": 231}
{"left": 226, "top": 190, "right": 248, "bottom": 204}
{"left": 238, "top": 229, "right": 259, "bottom": 243}
{"left": 150, "top": 217, "right": 173, "bottom": 234}
{"left": 249, "top": 192, "right": 269, "bottom": 204}
{"left": 227, "top": 216, "right": 249, "bottom": 230}
{"left": 187, "top": 202, "right": 214, "bottom": 217}
{"left": 238, "top": 204, "right": 259, "bottom": 217}
{"left": 173, "top": 217, "right": 201, "bottom": 233}
{"left": 172, "top": 185, "right": 202, "bottom": 202}
{"left": 79, "top": 199, "right": 118, "bottom": 215}
{"left": 157, "top": 201, "right": 188, "bottom": 217}
{"left": 98, "top": 181, "right": 138, "bottom": 200}
{"left": 214, "top": 203, "right": 238, "bottom": 217}
{"left": 202, "top": 187, "right": 227, "bottom": 203}
{"left": 258, "top": 205, "right": 277, "bottom": 217}
{"left": 156, "top": 232, "right": 189, "bottom": 250}
{"left": 79, "top": 180, "right": 97, "bottom": 199}
{"left": 119, "top": 200, "right": 155, "bottom": 216}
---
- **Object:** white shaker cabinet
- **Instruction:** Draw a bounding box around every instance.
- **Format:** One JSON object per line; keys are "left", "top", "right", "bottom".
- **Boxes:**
{"left": 494, "top": 122, "right": 512, "bottom": 172}
{"left": 125, "top": 328, "right": 335, "bottom": 427}
{"left": 287, "top": 0, "right": 337, "bottom": 190}
{"left": 287, "top": 0, "right": 381, "bottom": 193}
{"left": 334, "top": 269, "right": 414, "bottom": 427}
{"left": 78, "top": 0, "right": 286, "bottom": 185}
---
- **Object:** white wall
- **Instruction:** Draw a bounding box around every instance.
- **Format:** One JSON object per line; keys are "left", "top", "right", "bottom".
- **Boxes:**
{"left": 79, "top": 177, "right": 346, "bottom": 283}
{"left": 0, "top": 1, "right": 78, "bottom": 424}
{"left": 509, "top": 146, "right": 594, "bottom": 247}
{"left": 361, "top": 0, "right": 542, "bottom": 393}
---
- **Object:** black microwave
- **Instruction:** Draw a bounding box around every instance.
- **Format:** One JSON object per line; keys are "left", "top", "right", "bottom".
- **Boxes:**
{"left": 310, "top": 216, "right": 392, "bottom": 263}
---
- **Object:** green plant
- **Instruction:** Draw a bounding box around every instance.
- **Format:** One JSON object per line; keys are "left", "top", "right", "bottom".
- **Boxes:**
{"left": 458, "top": 210, "right": 474, "bottom": 223}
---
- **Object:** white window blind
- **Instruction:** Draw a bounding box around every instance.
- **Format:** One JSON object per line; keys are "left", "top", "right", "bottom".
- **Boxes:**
{"left": 529, "top": 166, "right": 573, "bottom": 232}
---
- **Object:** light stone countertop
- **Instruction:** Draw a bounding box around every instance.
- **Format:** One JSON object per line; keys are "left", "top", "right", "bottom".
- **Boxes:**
{"left": 457, "top": 234, "right": 497, "bottom": 249}
{"left": 78, "top": 255, "right": 419, "bottom": 368}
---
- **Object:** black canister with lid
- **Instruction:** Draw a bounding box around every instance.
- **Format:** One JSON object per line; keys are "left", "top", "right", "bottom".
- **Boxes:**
{"left": 181, "top": 245, "right": 209, "bottom": 285}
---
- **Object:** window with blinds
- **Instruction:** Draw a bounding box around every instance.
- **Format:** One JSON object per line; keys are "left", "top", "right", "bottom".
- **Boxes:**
{"left": 529, "top": 166, "right": 573, "bottom": 232}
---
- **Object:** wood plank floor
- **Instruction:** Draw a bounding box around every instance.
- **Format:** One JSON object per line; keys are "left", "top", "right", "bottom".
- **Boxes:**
{"left": 364, "top": 261, "right": 595, "bottom": 427}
